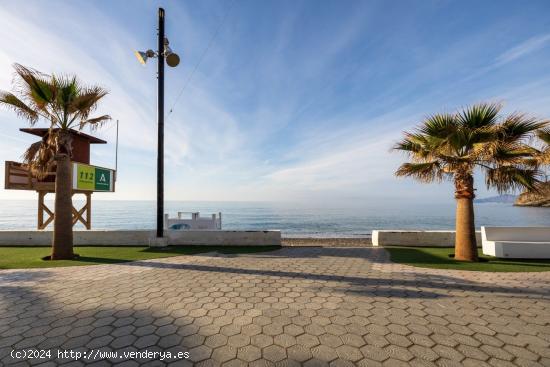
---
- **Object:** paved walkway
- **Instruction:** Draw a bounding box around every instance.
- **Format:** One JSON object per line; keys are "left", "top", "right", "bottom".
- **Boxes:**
{"left": 0, "top": 247, "right": 549, "bottom": 366}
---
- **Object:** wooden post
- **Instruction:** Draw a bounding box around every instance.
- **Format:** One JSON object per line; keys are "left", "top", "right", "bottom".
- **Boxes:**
{"left": 38, "top": 191, "right": 44, "bottom": 230}
{"left": 36, "top": 191, "right": 93, "bottom": 230}
{"left": 85, "top": 192, "right": 92, "bottom": 230}
{"left": 37, "top": 191, "right": 54, "bottom": 230}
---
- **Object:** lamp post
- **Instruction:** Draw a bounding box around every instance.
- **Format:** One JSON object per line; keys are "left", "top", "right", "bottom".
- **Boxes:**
{"left": 135, "top": 7, "right": 180, "bottom": 238}
{"left": 157, "top": 8, "right": 165, "bottom": 239}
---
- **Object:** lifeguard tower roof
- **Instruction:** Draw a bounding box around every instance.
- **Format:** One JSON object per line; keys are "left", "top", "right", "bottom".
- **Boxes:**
{"left": 20, "top": 128, "right": 107, "bottom": 144}
{"left": 20, "top": 128, "right": 106, "bottom": 165}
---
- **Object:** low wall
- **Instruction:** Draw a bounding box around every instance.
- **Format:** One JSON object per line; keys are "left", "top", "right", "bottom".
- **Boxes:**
{"left": 372, "top": 230, "right": 482, "bottom": 247}
{"left": 167, "top": 230, "right": 281, "bottom": 246}
{"left": 0, "top": 230, "right": 281, "bottom": 247}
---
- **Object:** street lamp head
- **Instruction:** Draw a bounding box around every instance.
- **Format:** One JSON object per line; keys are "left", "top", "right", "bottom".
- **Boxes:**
{"left": 163, "top": 39, "right": 180, "bottom": 67}
{"left": 166, "top": 52, "right": 180, "bottom": 67}
{"left": 134, "top": 49, "right": 156, "bottom": 65}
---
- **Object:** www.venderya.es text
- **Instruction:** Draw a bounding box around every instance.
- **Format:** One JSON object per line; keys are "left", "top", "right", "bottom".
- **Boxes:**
{"left": 10, "top": 349, "right": 190, "bottom": 362}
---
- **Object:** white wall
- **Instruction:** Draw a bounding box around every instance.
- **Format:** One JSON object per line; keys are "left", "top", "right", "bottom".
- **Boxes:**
{"left": 0, "top": 230, "right": 281, "bottom": 247}
{"left": 372, "top": 230, "right": 482, "bottom": 247}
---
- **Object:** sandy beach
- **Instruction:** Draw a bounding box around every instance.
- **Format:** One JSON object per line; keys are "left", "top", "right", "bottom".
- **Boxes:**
{"left": 282, "top": 237, "right": 372, "bottom": 247}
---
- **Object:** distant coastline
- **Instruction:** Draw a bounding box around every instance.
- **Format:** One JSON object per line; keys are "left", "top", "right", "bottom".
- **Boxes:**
{"left": 474, "top": 194, "right": 517, "bottom": 204}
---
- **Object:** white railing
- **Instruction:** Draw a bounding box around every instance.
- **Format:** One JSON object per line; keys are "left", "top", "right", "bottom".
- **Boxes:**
{"left": 164, "top": 212, "right": 222, "bottom": 230}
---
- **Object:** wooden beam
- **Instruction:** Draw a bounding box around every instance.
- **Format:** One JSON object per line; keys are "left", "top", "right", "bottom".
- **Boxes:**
{"left": 37, "top": 191, "right": 54, "bottom": 230}
{"left": 71, "top": 192, "right": 92, "bottom": 229}
{"left": 72, "top": 204, "right": 87, "bottom": 226}
{"left": 85, "top": 192, "right": 92, "bottom": 230}
{"left": 37, "top": 191, "right": 44, "bottom": 230}
{"left": 36, "top": 191, "right": 93, "bottom": 230}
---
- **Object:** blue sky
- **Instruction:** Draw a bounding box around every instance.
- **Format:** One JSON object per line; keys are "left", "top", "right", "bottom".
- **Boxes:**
{"left": 1, "top": 0, "right": 550, "bottom": 203}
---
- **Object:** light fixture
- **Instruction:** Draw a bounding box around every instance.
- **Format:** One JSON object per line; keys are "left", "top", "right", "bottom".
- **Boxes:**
{"left": 134, "top": 49, "right": 156, "bottom": 65}
{"left": 163, "top": 38, "right": 180, "bottom": 67}
{"left": 134, "top": 39, "right": 180, "bottom": 67}
{"left": 165, "top": 49, "right": 180, "bottom": 67}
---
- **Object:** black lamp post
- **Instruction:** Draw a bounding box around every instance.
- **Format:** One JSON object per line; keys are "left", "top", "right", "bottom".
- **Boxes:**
{"left": 157, "top": 8, "right": 165, "bottom": 239}
{"left": 135, "top": 7, "right": 180, "bottom": 238}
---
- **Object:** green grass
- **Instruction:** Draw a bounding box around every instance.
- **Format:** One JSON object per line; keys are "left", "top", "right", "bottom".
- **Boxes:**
{"left": 386, "top": 246, "right": 550, "bottom": 272}
{"left": 0, "top": 245, "right": 281, "bottom": 270}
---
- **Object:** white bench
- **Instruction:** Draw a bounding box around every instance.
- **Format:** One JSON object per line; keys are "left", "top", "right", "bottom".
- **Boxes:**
{"left": 481, "top": 226, "right": 550, "bottom": 259}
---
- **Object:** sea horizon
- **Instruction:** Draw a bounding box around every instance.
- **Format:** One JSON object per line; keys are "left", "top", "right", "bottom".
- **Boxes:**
{"left": 1, "top": 199, "right": 549, "bottom": 237}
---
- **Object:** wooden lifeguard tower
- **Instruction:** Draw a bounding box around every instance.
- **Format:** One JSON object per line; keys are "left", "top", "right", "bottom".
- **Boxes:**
{"left": 4, "top": 128, "right": 116, "bottom": 229}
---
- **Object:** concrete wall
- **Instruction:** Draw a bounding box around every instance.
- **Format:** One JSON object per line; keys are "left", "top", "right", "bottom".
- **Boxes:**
{"left": 167, "top": 230, "right": 280, "bottom": 246}
{"left": 372, "top": 230, "right": 482, "bottom": 247}
{"left": 0, "top": 230, "right": 281, "bottom": 247}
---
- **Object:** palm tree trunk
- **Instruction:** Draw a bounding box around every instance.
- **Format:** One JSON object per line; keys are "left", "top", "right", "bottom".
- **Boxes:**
{"left": 454, "top": 173, "right": 478, "bottom": 261}
{"left": 51, "top": 153, "right": 74, "bottom": 260}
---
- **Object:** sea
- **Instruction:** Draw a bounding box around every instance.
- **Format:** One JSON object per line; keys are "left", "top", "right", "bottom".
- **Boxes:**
{"left": 0, "top": 200, "right": 549, "bottom": 237}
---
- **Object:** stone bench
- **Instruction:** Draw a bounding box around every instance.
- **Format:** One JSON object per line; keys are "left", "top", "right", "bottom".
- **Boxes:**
{"left": 481, "top": 226, "right": 550, "bottom": 259}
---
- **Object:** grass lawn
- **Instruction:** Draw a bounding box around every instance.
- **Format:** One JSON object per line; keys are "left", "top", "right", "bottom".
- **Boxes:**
{"left": 386, "top": 246, "right": 550, "bottom": 272}
{"left": 0, "top": 245, "right": 281, "bottom": 270}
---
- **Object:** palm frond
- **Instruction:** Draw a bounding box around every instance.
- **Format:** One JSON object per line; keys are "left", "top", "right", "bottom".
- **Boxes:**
{"left": 456, "top": 102, "right": 501, "bottom": 129}
{"left": 68, "top": 86, "right": 108, "bottom": 115}
{"left": 418, "top": 113, "right": 457, "bottom": 139}
{"left": 53, "top": 74, "right": 80, "bottom": 108}
{"left": 65, "top": 87, "right": 109, "bottom": 130}
{"left": 498, "top": 113, "right": 549, "bottom": 142}
{"left": 80, "top": 114, "right": 111, "bottom": 130}
{"left": 478, "top": 141, "right": 539, "bottom": 165}
{"left": 537, "top": 128, "right": 550, "bottom": 145}
{"left": 395, "top": 161, "right": 447, "bottom": 183}
{"left": 485, "top": 166, "right": 542, "bottom": 194}
{"left": 393, "top": 134, "right": 436, "bottom": 162}
{"left": 22, "top": 141, "right": 43, "bottom": 163}
{"left": 22, "top": 140, "right": 56, "bottom": 179}
{"left": 0, "top": 91, "right": 39, "bottom": 124}
{"left": 13, "top": 63, "right": 55, "bottom": 108}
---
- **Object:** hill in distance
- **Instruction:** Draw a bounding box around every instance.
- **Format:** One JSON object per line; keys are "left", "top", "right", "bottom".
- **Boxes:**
{"left": 475, "top": 194, "right": 517, "bottom": 204}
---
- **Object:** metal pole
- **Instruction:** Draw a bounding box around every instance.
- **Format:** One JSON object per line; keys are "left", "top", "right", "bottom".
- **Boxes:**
{"left": 157, "top": 7, "right": 165, "bottom": 238}
{"left": 115, "top": 119, "right": 119, "bottom": 181}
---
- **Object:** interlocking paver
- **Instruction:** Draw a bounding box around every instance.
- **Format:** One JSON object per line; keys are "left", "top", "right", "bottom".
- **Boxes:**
{"left": 0, "top": 246, "right": 548, "bottom": 366}
{"left": 237, "top": 344, "right": 261, "bottom": 362}
{"left": 211, "top": 345, "right": 237, "bottom": 363}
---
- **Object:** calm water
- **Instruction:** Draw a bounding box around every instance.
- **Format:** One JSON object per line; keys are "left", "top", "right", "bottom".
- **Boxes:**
{"left": 0, "top": 200, "right": 549, "bottom": 237}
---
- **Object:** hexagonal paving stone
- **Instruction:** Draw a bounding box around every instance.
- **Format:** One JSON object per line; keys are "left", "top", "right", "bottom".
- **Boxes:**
{"left": 287, "top": 344, "right": 313, "bottom": 362}
{"left": 263, "top": 344, "right": 287, "bottom": 362}
{"left": 237, "top": 345, "right": 262, "bottom": 362}
{"left": 211, "top": 345, "right": 237, "bottom": 363}
{"left": 251, "top": 334, "right": 274, "bottom": 349}
{"left": 296, "top": 334, "right": 321, "bottom": 348}
{"left": 312, "top": 345, "right": 339, "bottom": 362}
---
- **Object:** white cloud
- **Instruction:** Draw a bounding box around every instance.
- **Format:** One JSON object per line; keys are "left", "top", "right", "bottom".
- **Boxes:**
{"left": 496, "top": 33, "right": 550, "bottom": 66}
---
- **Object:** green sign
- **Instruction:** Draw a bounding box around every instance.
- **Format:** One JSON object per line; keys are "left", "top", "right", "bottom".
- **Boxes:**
{"left": 72, "top": 163, "right": 114, "bottom": 192}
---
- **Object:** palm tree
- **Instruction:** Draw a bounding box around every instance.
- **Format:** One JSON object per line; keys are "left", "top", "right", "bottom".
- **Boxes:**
{"left": 394, "top": 103, "right": 547, "bottom": 261}
{"left": 0, "top": 64, "right": 110, "bottom": 260}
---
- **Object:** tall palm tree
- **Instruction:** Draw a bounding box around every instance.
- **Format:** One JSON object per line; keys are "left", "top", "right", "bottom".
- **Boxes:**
{"left": 0, "top": 64, "right": 110, "bottom": 260}
{"left": 394, "top": 103, "right": 547, "bottom": 261}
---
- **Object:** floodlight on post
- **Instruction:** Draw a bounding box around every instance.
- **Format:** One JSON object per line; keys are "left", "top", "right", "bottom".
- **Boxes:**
{"left": 134, "top": 7, "right": 181, "bottom": 239}
{"left": 134, "top": 50, "right": 156, "bottom": 65}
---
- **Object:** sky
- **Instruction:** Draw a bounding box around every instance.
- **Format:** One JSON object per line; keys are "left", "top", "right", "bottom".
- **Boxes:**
{"left": 1, "top": 0, "right": 550, "bottom": 204}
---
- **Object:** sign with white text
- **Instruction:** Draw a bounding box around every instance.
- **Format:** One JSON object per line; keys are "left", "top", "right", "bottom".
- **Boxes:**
{"left": 72, "top": 163, "right": 115, "bottom": 192}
